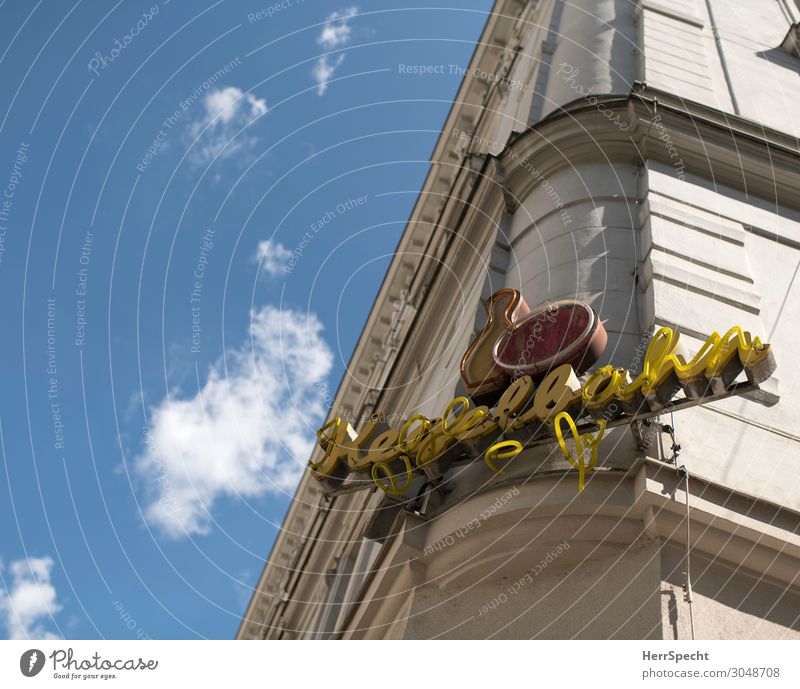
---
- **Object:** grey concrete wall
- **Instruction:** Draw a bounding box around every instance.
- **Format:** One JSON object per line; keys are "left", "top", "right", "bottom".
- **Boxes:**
{"left": 505, "top": 161, "right": 648, "bottom": 369}
{"left": 645, "top": 163, "right": 800, "bottom": 512}
{"left": 405, "top": 535, "right": 663, "bottom": 639}
{"left": 660, "top": 545, "right": 800, "bottom": 640}
{"left": 539, "top": 0, "right": 639, "bottom": 120}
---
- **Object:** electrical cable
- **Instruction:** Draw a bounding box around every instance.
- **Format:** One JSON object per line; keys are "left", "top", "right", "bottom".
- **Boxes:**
{"left": 671, "top": 411, "right": 696, "bottom": 640}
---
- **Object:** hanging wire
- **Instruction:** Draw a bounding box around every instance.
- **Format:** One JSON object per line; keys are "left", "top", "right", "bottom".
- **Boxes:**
{"left": 669, "top": 411, "right": 696, "bottom": 640}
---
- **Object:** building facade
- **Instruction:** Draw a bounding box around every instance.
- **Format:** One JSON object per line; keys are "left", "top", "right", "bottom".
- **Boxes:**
{"left": 238, "top": 0, "right": 800, "bottom": 639}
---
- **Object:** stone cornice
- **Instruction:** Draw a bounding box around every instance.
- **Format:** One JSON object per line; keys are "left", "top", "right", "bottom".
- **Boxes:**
{"left": 498, "top": 89, "right": 800, "bottom": 213}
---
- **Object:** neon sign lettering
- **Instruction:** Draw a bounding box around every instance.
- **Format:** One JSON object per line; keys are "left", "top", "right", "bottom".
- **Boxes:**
{"left": 310, "top": 322, "right": 775, "bottom": 495}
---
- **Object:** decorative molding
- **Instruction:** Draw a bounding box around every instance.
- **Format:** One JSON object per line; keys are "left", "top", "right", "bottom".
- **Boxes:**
{"left": 500, "top": 91, "right": 800, "bottom": 214}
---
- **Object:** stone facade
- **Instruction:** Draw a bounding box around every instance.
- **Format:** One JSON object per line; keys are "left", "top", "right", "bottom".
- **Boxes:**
{"left": 238, "top": 0, "right": 800, "bottom": 640}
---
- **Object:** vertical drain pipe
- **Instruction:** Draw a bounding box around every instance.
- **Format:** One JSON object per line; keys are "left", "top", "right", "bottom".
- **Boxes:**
{"left": 704, "top": 0, "right": 741, "bottom": 115}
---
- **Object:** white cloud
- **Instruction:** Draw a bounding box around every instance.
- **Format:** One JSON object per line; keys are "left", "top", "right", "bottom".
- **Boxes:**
{"left": 135, "top": 305, "right": 334, "bottom": 539}
{"left": 313, "top": 7, "right": 358, "bottom": 95}
{"left": 253, "top": 239, "right": 292, "bottom": 278}
{"left": 313, "top": 55, "right": 346, "bottom": 96}
{"left": 0, "top": 556, "right": 62, "bottom": 640}
{"left": 318, "top": 6, "right": 357, "bottom": 49}
{"left": 186, "top": 86, "right": 267, "bottom": 167}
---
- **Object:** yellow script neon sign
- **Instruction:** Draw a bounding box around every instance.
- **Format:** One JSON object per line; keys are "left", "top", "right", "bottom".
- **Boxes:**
{"left": 310, "top": 325, "right": 774, "bottom": 495}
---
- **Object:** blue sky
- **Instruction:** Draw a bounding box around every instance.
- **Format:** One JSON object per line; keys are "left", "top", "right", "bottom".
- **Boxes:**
{"left": 0, "top": 1, "right": 492, "bottom": 639}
